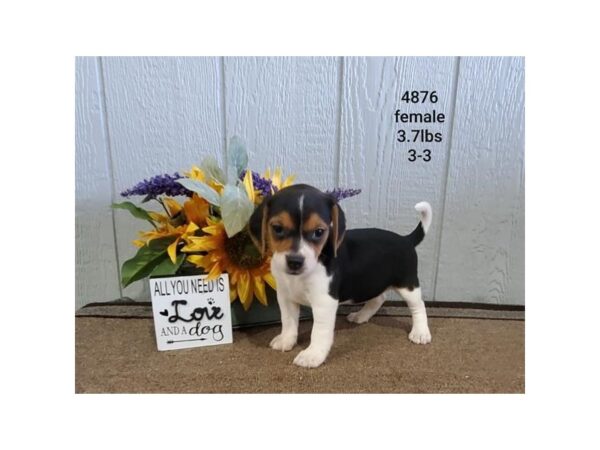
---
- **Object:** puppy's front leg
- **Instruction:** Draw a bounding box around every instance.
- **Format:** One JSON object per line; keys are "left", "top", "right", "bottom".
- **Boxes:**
{"left": 293, "top": 296, "right": 338, "bottom": 368}
{"left": 270, "top": 292, "right": 300, "bottom": 352}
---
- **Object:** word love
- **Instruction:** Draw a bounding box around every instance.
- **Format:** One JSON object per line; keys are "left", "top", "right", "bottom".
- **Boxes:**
{"left": 153, "top": 276, "right": 226, "bottom": 296}
{"left": 163, "top": 299, "right": 224, "bottom": 323}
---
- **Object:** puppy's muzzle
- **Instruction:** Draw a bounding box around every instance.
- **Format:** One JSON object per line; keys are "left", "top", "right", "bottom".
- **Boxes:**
{"left": 285, "top": 253, "right": 305, "bottom": 274}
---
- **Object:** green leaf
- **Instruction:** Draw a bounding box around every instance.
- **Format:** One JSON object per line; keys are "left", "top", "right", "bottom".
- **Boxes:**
{"left": 112, "top": 201, "right": 155, "bottom": 225}
{"left": 227, "top": 136, "right": 248, "bottom": 182}
{"left": 200, "top": 155, "right": 227, "bottom": 185}
{"left": 220, "top": 184, "right": 254, "bottom": 237}
{"left": 121, "top": 245, "right": 169, "bottom": 288}
{"left": 150, "top": 253, "right": 185, "bottom": 277}
{"left": 176, "top": 178, "right": 221, "bottom": 206}
{"left": 147, "top": 236, "right": 178, "bottom": 251}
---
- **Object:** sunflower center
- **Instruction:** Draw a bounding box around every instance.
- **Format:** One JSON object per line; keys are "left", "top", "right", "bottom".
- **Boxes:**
{"left": 223, "top": 229, "right": 265, "bottom": 269}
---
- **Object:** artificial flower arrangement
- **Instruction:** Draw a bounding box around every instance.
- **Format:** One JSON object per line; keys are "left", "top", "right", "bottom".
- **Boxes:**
{"left": 113, "top": 137, "right": 360, "bottom": 311}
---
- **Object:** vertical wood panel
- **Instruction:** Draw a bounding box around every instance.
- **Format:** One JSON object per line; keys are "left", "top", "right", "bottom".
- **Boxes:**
{"left": 75, "top": 57, "right": 121, "bottom": 308}
{"left": 435, "top": 57, "right": 525, "bottom": 304}
{"left": 102, "top": 57, "right": 225, "bottom": 300}
{"left": 339, "top": 57, "right": 458, "bottom": 301}
{"left": 224, "top": 57, "right": 340, "bottom": 189}
{"left": 76, "top": 56, "right": 524, "bottom": 307}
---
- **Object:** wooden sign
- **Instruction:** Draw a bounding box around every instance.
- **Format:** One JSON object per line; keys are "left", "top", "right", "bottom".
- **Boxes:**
{"left": 149, "top": 274, "right": 233, "bottom": 351}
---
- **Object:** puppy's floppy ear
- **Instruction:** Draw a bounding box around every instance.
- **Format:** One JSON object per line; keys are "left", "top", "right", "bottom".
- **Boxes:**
{"left": 331, "top": 201, "right": 346, "bottom": 257}
{"left": 249, "top": 199, "right": 270, "bottom": 256}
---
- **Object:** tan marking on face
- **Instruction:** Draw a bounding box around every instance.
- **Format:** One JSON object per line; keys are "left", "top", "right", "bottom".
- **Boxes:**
{"left": 302, "top": 213, "right": 330, "bottom": 257}
{"left": 268, "top": 211, "right": 295, "bottom": 253}
{"left": 302, "top": 213, "right": 328, "bottom": 233}
{"left": 270, "top": 211, "right": 295, "bottom": 230}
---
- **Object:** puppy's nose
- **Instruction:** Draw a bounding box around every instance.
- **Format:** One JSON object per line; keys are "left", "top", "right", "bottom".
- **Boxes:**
{"left": 286, "top": 254, "right": 305, "bottom": 272}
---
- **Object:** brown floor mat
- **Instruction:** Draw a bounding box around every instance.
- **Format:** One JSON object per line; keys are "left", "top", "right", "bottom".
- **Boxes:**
{"left": 76, "top": 315, "right": 524, "bottom": 393}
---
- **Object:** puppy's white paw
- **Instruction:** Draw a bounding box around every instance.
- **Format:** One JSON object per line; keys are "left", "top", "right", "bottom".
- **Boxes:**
{"left": 408, "top": 327, "right": 432, "bottom": 345}
{"left": 269, "top": 333, "right": 297, "bottom": 352}
{"left": 346, "top": 311, "right": 370, "bottom": 324}
{"left": 293, "top": 347, "right": 327, "bottom": 368}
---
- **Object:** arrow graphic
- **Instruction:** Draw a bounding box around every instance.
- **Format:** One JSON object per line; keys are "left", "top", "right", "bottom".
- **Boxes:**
{"left": 166, "top": 338, "right": 207, "bottom": 344}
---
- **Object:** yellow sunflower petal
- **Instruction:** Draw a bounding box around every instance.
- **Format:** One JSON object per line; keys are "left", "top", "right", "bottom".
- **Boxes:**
{"left": 237, "top": 271, "right": 252, "bottom": 310}
{"left": 181, "top": 236, "right": 220, "bottom": 252}
{"left": 183, "top": 195, "right": 209, "bottom": 226}
{"left": 263, "top": 272, "right": 277, "bottom": 290}
{"left": 209, "top": 180, "right": 225, "bottom": 194}
{"left": 253, "top": 276, "right": 267, "bottom": 305}
{"left": 143, "top": 230, "right": 180, "bottom": 244}
{"left": 185, "top": 165, "right": 206, "bottom": 182}
{"left": 186, "top": 254, "right": 208, "bottom": 269}
{"left": 163, "top": 198, "right": 182, "bottom": 216}
{"left": 229, "top": 268, "right": 239, "bottom": 285}
{"left": 272, "top": 167, "right": 282, "bottom": 189}
{"left": 185, "top": 222, "right": 199, "bottom": 234}
{"left": 208, "top": 252, "right": 222, "bottom": 263}
{"left": 206, "top": 262, "right": 223, "bottom": 281}
{"left": 263, "top": 168, "right": 271, "bottom": 179}
{"left": 132, "top": 239, "right": 145, "bottom": 248}
{"left": 149, "top": 212, "right": 170, "bottom": 223}
{"left": 242, "top": 169, "right": 255, "bottom": 203}
{"left": 282, "top": 174, "right": 296, "bottom": 188}
{"left": 202, "top": 224, "right": 223, "bottom": 236}
{"left": 167, "top": 237, "right": 180, "bottom": 264}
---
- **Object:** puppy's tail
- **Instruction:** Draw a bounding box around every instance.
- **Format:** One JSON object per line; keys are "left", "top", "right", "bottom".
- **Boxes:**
{"left": 409, "top": 201, "right": 432, "bottom": 246}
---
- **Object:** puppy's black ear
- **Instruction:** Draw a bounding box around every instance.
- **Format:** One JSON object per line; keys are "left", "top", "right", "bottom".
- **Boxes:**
{"left": 249, "top": 199, "right": 269, "bottom": 256}
{"left": 331, "top": 201, "right": 346, "bottom": 257}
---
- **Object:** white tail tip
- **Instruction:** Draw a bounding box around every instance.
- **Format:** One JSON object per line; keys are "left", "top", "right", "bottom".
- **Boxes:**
{"left": 414, "top": 202, "right": 432, "bottom": 234}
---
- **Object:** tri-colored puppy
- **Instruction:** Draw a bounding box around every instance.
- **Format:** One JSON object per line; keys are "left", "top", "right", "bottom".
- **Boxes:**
{"left": 249, "top": 184, "right": 432, "bottom": 368}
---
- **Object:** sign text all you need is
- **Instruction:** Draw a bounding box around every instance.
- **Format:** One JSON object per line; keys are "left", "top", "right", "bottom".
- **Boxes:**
{"left": 150, "top": 274, "right": 233, "bottom": 351}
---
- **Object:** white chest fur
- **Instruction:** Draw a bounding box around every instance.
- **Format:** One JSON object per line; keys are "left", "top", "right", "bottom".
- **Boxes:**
{"left": 271, "top": 257, "right": 333, "bottom": 307}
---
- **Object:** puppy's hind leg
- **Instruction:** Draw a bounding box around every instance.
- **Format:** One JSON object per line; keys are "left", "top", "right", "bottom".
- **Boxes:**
{"left": 346, "top": 295, "right": 385, "bottom": 324}
{"left": 396, "top": 287, "right": 432, "bottom": 344}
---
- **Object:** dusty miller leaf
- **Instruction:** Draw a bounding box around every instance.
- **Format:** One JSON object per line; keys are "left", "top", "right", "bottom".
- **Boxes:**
{"left": 200, "top": 155, "right": 227, "bottom": 185}
{"left": 227, "top": 136, "right": 248, "bottom": 183}
{"left": 176, "top": 178, "right": 221, "bottom": 206}
{"left": 220, "top": 184, "right": 254, "bottom": 237}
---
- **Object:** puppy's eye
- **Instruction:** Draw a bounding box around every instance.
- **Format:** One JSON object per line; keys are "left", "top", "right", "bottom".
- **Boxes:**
{"left": 311, "top": 228, "right": 325, "bottom": 240}
{"left": 271, "top": 224, "right": 285, "bottom": 238}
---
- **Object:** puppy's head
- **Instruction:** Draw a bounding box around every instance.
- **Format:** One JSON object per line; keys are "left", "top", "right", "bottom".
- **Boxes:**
{"left": 249, "top": 184, "right": 346, "bottom": 276}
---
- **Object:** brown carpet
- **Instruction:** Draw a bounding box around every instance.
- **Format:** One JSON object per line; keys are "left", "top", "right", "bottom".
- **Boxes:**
{"left": 76, "top": 314, "right": 524, "bottom": 393}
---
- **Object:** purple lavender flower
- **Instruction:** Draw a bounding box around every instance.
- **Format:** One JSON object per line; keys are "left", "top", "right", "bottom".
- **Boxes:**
{"left": 120, "top": 172, "right": 193, "bottom": 199}
{"left": 240, "top": 170, "right": 276, "bottom": 197}
{"left": 325, "top": 187, "right": 362, "bottom": 202}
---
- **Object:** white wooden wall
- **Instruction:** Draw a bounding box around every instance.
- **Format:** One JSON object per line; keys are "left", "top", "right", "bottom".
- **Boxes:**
{"left": 75, "top": 56, "right": 524, "bottom": 309}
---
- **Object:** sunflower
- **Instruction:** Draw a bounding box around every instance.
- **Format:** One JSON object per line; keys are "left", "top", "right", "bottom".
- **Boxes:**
{"left": 132, "top": 195, "right": 209, "bottom": 263}
{"left": 181, "top": 217, "right": 276, "bottom": 310}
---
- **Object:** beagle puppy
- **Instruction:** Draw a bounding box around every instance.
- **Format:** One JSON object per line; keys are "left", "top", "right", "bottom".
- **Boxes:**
{"left": 249, "top": 184, "right": 432, "bottom": 368}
